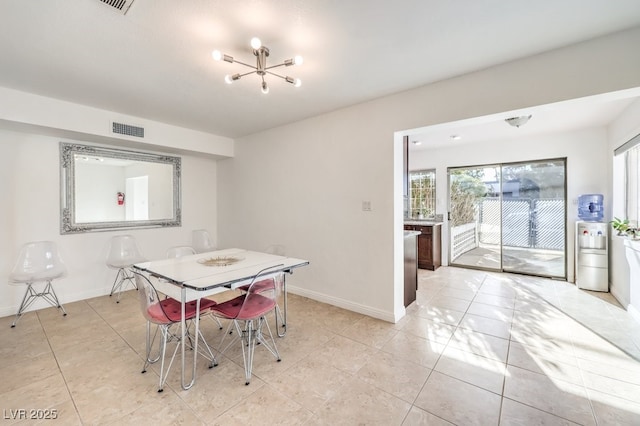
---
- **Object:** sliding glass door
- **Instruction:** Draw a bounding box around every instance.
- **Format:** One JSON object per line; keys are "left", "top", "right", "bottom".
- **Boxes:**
{"left": 449, "top": 165, "right": 502, "bottom": 271}
{"left": 449, "top": 159, "right": 566, "bottom": 279}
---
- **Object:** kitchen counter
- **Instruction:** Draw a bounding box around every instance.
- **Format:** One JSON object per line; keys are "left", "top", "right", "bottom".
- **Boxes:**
{"left": 404, "top": 220, "right": 443, "bottom": 226}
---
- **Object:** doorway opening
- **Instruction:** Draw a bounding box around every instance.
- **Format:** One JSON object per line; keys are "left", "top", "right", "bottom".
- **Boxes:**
{"left": 448, "top": 158, "right": 566, "bottom": 279}
{"left": 125, "top": 175, "right": 149, "bottom": 221}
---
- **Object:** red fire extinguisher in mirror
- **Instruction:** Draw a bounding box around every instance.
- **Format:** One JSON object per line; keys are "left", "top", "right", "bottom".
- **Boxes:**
{"left": 117, "top": 192, "right": 125, "bottom": 206}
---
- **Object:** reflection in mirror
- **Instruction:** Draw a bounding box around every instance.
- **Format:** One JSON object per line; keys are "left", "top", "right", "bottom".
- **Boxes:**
{"left": 60, "top": 142, "right": 181, "bottom": 234}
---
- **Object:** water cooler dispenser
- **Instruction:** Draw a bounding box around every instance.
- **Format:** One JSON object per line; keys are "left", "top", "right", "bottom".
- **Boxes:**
{"left": 575, "top": 194, "right": 607, "bottom": 291}
{"left": 577, "top": 194, "right": 604, "bottom": 222}
{"left": 575, "top": 221, "right": 608, "bottom": 291}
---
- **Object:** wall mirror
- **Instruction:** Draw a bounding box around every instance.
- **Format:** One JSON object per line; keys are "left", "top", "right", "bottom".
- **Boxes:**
{"left": 60, "top": 142, "right": 181, "bottom": 234}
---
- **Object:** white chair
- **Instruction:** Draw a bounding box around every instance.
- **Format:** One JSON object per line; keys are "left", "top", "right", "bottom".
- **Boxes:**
{"left": 107, "top": 235, "right": 146, "bottom": 303}
{"left": 166, "top": 246, "right": 196, "bottom": 258}
{"left": 8, "top": 241, "right": 67, "bottom": 328}
{"left": 191, "top": 229, "right": 215, "bottom": 253}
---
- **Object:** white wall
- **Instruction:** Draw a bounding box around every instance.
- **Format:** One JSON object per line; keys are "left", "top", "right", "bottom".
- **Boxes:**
{"left": 218, "top": 27, "right": 640, "bottom": 322}
{"left": 410, "top": 126, "right": 609, "bottom": 283}
{"left": 608, "top": 98, "right": 640, "bottom": 307}
{"left": 0, "top": 128, "right": 219, "bottom": 318}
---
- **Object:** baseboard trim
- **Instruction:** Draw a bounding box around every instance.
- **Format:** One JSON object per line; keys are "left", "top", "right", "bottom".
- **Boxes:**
{"left": 628, "top": 304, "right": 640, "bottom": 325}
{"left": 288, "top": 284, "right": 397, "bottom": 323}
{"left": 610, "top": 285, "right": 629, "bottom": 309}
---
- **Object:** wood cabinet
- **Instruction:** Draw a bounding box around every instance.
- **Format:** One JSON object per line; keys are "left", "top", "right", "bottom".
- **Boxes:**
{"left": 404, "top": 223, "right": 441, "bottom": 270}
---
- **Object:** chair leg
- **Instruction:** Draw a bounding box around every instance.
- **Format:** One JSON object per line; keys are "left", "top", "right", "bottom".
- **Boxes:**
{"left": 195, "top": 326, "right": 218, "bottom": 368}
{"left": 211, "top": 315, "right": 223, "bottom": 330}
{"left": 155, "top": 324, "right": 182, "bottom": 393}
{"left": 237, "top": 317, "right": 281, "bottom": 385}
{"left": 240, "top": 320, "right": 254, "bottom": 385}
{"left": 11, "top": 283, "right": 36, "bottom": 328}
{"left": 217, "top": 319, "right": 240, "bottom": 357}
{"left": 109, "top": 268, "right": 124, "bottom": 301}
{"left": 256, "top": 316, "right": 281, "bottom": 361}
{"left": 156, "top": 325, "right": 169, "bottom": 392}
{"left": 274, "top": 303, "right": 285, "bottom": 337}
{"left": 42, "top": 281, "right": 67, "bottom": 317}
{"left": 11, "top": 281, "right": 67, "bottom": 328}
{"left": 142, "top": 321, "right": 162, "bottom": 373}
{"left": 143, "top": 320, "right": 218, "bottom": 392}
{"left": 110, "top": 267, "right": 137, "bottom": 303}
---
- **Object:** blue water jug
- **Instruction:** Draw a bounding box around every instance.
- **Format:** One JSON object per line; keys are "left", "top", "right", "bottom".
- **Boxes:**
{"left": 578, "top": 194, "right": 603, "bottom": 222}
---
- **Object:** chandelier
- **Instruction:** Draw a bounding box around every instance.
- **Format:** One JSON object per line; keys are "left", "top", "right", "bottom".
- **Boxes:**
{"left": 212, "top": 37, "right": 303, "bottom": 94}
{"left": 505, "top": 115, "right": 532, "bottom": 128}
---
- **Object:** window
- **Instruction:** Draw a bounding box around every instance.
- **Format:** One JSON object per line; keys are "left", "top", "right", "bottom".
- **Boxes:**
{"left": 615, "top": 132, "right": 640, "bottom": 228}
{"left": 625, "top": 144, "right": 640, "bottom": 226}
{"left": 409, "top": 169, "right": 436, "bottom": 219}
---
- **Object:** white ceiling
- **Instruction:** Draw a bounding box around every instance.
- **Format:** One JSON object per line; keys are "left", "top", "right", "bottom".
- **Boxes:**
{"left": 1, "top": 0, "right": 640, "bottom": 139}
{"left": 407, "top": 93, "right": 640, "bottom": 151}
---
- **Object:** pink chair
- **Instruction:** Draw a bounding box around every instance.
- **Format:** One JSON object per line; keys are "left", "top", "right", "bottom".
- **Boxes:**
{"left": 210, "top": 268, "right": 284, "bottom": 385}
{"left": 236, "top": 245, "right": 287, "bottom": 336}
{"left": 134, "top": 272, "right": 218, "bottom": 392}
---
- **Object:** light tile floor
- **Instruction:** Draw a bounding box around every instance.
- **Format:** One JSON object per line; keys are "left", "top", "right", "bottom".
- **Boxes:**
{"left": 2, "top": 267, "right": 640, "bottom": 425}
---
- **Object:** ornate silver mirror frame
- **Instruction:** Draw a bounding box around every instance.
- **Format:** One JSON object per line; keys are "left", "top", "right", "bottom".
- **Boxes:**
{"left": 60, "top": 142, "right": 181, "bottom": 234}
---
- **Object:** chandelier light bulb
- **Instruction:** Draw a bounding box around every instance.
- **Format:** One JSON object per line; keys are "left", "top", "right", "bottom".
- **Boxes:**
{"left": 250, "top": 37, "right": 262, "bottom": 49}
{"left": 261, "top": 81, "right": 269, "bottom": 94}
{"left": 212, "top": 50, "right": 222, "bottom": 61}
{"left": 294, "top": 78, "right": 302, "bottom": 88}
{"left": 293, "top": 55, "right": 303, "bottom": 66}
{"left": 224, "top": 74, "right": 233, "bottom": 84}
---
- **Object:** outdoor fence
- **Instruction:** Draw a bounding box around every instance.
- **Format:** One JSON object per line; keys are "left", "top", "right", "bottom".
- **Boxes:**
{"left": 451, "top": 198, "right": 565, "bottom": 260}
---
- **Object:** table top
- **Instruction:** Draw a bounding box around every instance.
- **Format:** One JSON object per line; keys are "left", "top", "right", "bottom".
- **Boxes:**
{"left": 133, "top": 248, "right": 309, "bottom": 292}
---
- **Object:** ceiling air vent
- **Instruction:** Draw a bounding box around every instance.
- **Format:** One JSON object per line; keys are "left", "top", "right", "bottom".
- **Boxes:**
{"left": 98, "top": 0, "right": 135, "bottom": 15}
{"left": 112, "top": 122, "right": 144, "bottom": 138}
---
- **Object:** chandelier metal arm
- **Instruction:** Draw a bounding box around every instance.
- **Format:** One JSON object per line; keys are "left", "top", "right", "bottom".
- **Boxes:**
{"left": 237, "top": 70, "right": 259, "bottom": 78}
{"left": 264, "top": 63, "right": 288, "bottom": 71}
{"left": 231, "top": 59, "right": 257, "bottom": 70}
{"left": 265, "top": 70, "right": 286, "bottom": 79}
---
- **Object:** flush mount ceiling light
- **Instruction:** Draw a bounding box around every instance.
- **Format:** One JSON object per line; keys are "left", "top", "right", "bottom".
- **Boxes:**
{"left": 505, "top": 115, "right": 532, "bottom": 128}
{"left": 212, "top": 37, "right": 303, "bottom": 94}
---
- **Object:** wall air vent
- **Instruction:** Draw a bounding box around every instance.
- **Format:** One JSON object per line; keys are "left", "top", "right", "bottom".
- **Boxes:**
{"left": 112, "top": 122, "right": 145, "bottom": 138}
{"left": 98, "top": 0, "right": 135, "bottom": 15}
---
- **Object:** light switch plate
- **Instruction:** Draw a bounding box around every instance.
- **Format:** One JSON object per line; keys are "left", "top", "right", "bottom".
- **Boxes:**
{"left": 362, "top": 201, "right": 372, "bottom": 211}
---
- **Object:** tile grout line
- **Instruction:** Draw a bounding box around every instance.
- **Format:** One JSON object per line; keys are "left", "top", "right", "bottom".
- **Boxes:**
{"left": 37, "top": 305, "right": 86, "bottom": 425}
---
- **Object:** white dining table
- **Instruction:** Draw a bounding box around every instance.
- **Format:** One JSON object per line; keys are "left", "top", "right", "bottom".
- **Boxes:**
{"left": 133, "top": 248, "right": 309, "bottom": 390}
